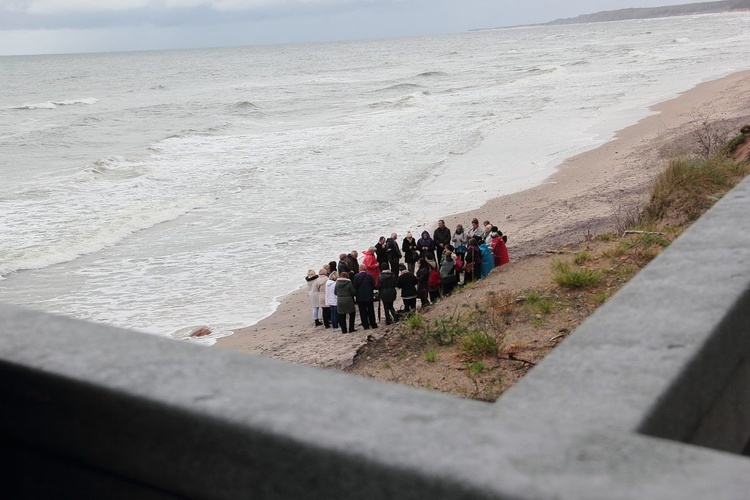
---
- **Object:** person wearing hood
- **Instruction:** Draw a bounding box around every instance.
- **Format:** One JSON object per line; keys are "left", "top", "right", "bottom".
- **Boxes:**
{"left": 305, "top": 269, "right": 321, "bottom": 327}
{"left": 417, "top": 230, "right": 436, "bottom": 261}
{"left": 377, "top": 262, "right": 399, "bottom": 325}
{"left": 334, "top": 272, "right": 357, "bottom": 333}
{"left": 362, "top": 246, "right": 381, "bottom": 286}
{"left": 325, "top": 272, "right": 339, "bottom": 329}
{"left": 490, "top": 227, "right": 510, "bottom": 268}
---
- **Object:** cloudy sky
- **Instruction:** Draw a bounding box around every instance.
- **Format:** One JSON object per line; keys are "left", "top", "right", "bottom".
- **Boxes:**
{"left": 0, "top": 0, "right": 706, "bottom": 55}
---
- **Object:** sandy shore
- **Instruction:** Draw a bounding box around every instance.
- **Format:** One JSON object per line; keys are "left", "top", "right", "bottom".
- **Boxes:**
{"left": 217, "top": 70, "right": 750, "bottom": 367}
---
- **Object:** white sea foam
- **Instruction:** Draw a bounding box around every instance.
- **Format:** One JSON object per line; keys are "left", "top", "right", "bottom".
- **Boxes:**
{"left": 15, "top": 101, "right": 57, "bottom": 110}
{"left": 12, "top": 97, "right": 98, "bottom": 110}
{"left": 1, "top": 12, "right": 750, "bottom": 339}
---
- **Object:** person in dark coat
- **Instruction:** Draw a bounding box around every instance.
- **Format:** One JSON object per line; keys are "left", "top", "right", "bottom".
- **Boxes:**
{"left": 401, "top": 232, "right": 419, "bottom": 274}
{"left": 334, "top": 272, "right": 357, "bottom": 333}
{"left": 433, "top": 219, "right": 452, "bottom": 264}
{"left": 415, "top": 257, "right": 431, "bottom": 307}
{"left": 353, "top": 265, "right": 378, "bottom": 329}
{"left": 377, "top": 262, "right": 399, "bottom": 324}
{"left": 416, "top": 230, "right": 435, "bottom": 261}
{"left": 375, "top": 236, "right": 388, "bottom": 265}
{"left": 385, "top": 232, "right": 402, "bottom": 274}
{"left": 345, "top": 250, "right": 359, "bottom": 279}
{"left": 337, "top": 253, "right": 351, "bottom": 276}
{"left": 463, "top": 238, "right": 482, "bottom": 283}
{"left": 396, "top": 263, "right": 419, "bottom": 312}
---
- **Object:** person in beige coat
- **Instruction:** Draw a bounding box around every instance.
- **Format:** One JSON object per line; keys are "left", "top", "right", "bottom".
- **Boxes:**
{"left": 305, "top": 269, "right": 320, "bottom": 327}
{"left": 315, "top": 269, "right": 330, "bottom": 328}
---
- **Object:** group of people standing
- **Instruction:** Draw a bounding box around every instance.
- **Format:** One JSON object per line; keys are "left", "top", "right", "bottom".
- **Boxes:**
{"left": 305, "top": 218, "right": 509, "bottom": 334}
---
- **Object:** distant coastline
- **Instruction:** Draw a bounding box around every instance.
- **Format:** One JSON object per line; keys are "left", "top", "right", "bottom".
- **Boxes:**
{"left": 472, "top": 0, "right": 750, "bottom": 31}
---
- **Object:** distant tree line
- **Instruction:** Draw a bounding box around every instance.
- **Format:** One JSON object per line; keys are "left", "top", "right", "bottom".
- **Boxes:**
{"left": 545, "top": 0, "right": 750, "bottom": 26}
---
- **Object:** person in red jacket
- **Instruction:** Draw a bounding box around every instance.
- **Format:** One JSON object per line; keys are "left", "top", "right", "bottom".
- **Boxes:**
{"left": 490, "top": 227, "right": 509, "bottom": 267}
{"left": 362, "top": 246, "right": 381, "bottom": 286}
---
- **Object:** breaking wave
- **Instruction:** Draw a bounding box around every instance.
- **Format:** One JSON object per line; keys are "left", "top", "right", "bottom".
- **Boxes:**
{"left": 13, "top": 97, "right": 98, "bottom": 110}
{"left": 374, "top": 83, "right": 422, "bottom": 93}
{"left": 234, "top": 100, "right": 261, "bottom": 110}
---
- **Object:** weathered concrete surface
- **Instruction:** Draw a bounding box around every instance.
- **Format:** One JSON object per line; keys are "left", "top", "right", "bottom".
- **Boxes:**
{"left": 2, "top": 177, "right": 750, "bottom": 499}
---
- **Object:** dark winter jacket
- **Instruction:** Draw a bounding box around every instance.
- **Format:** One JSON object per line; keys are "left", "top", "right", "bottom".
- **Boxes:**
{"left": 375, "top": 242, "right": 387, "bottom": 264}
{"left": 402, "top": 237, "right": 419, "bottom": 263}
{"left": 433, "top": 226, "right": 452, "bottom": 249}
{"left": 353, "top": 271, "right": 376, "bottom": 302}
{"left": 417, "top": 232, "right": 436, "bottom": 260}
{"left": 334, "top": 278, "right": 356, "bottom": 315}
{"left": 397, "top": 271, "right": 419, "bottom": 299}
{"left": 345, "top": 254, "right": 359, "bottom": 277}
{"left": 337, "top": 259, "right": 351, "bottom": 276}
{"left": 385, "top": 238, "right": 402, "bottom": 264}
{"left": 465, "top": 244, "right": 481, "bottom": 271}
{"left": 377, "top": 270, "right": 398, "bottom": 302}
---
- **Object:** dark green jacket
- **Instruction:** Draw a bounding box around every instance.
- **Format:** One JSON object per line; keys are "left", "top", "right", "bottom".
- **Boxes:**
{"left": 334, "top": 278, "right": 356, "bottom": 315}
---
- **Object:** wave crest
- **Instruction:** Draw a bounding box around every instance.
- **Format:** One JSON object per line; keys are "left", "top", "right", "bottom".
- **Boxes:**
{"left": 13, "top": 97, "right": 98, "bottom": 110}
{"left": 234, "top": 100, "right": 261, "bottom": 110}
{"left": 374, "top": 83, "right": 421, "bottom": 93}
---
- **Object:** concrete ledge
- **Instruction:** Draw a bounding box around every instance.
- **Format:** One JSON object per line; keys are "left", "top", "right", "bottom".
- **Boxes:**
{"left": 2, "top": 177, "right": 750, "bottom": 498}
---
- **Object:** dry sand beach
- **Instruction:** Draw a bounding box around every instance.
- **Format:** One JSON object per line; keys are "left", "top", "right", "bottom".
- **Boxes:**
{"left": 217, "top": 70, "right": 750, "bottom": 369}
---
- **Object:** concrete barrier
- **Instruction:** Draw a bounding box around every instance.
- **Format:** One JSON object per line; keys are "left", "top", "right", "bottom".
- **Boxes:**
{"left": 2, "top": 177, "right": 750, "bottom": 499}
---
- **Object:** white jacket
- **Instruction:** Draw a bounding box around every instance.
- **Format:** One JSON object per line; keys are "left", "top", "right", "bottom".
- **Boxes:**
{"left": 325, "top": 278, "right": 338, "bottom": 307}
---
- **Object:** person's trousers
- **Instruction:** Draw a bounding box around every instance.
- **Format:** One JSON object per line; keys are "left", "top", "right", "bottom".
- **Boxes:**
{"left": 329, "top": 306, "right": 339, "bottom": 329}
{"left": 340, "top": 312, "right": 356, "bottom": 333}
{"left": 357, "top": 301, "right": 377, "bottom": 329}
{"left": 321, "top": 306, "right": 331, "bottom": 328}
{"left": 402, "top": 298, "right": 417, "bottom": 312}
{"left": 383, "top": 301, "right": 399, "bottom": 323}
{"left": 389, "top": 259, "right": 399, "bottom": 274}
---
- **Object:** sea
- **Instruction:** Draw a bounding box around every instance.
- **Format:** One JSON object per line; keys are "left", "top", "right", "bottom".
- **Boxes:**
{"left": 2, "top": 12, "right": 750, "bottom": 345}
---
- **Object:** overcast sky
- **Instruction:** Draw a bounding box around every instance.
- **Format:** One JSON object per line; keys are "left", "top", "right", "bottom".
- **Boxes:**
{"left": 0, "top": 0, "right": 708, "bottom": 56}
